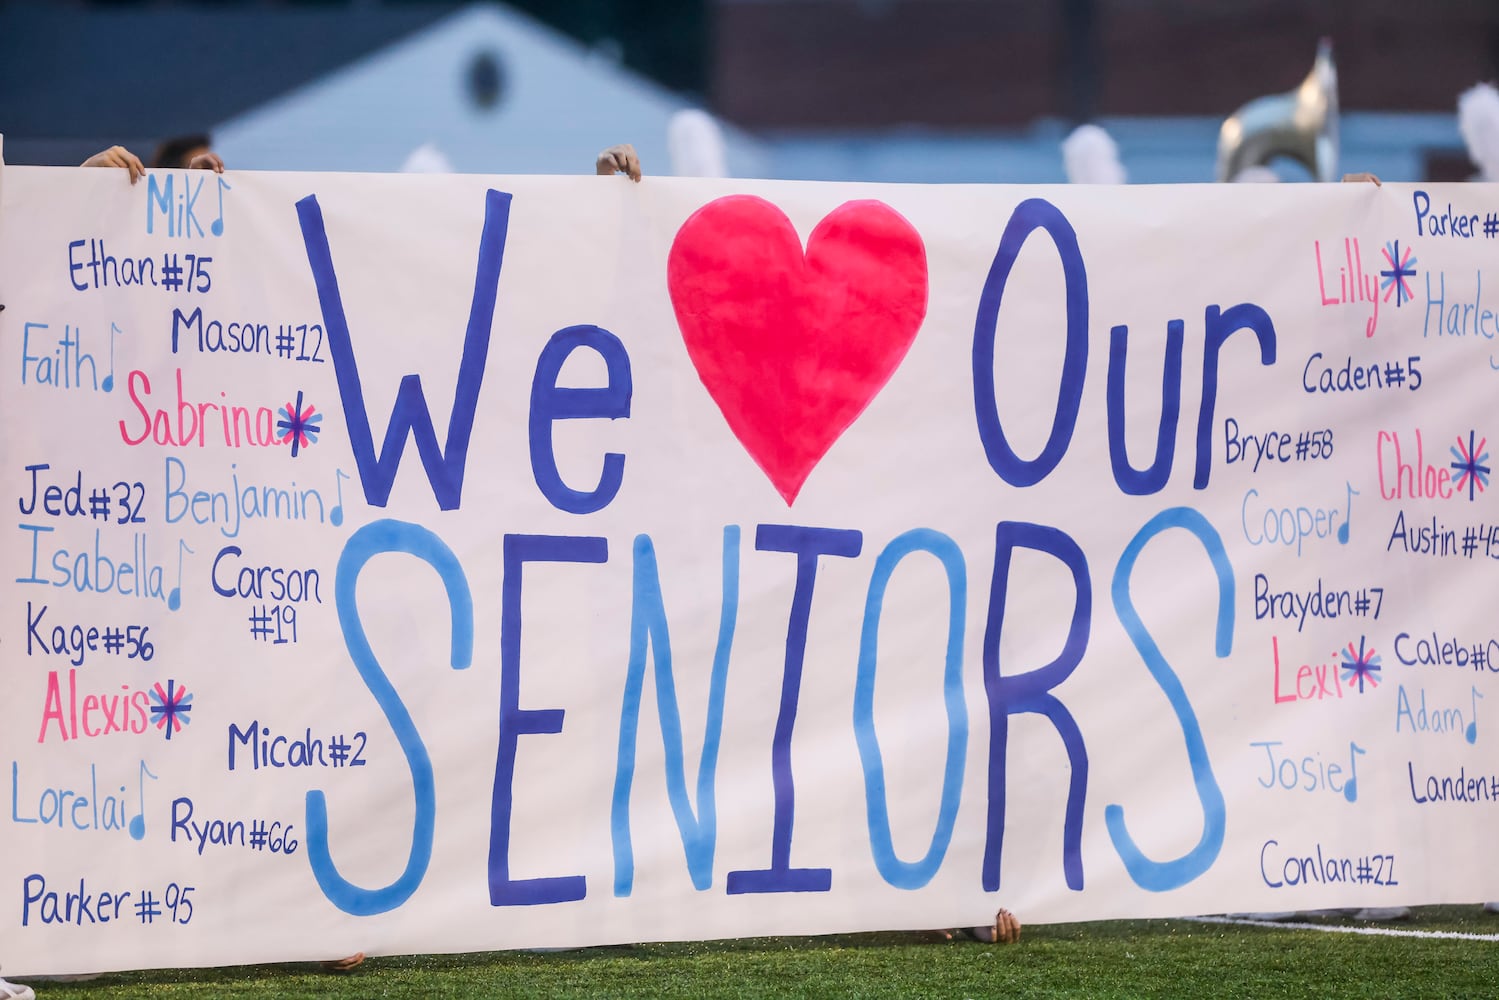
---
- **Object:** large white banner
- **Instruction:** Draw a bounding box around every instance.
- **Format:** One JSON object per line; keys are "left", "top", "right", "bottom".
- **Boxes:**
{"left": 2, "top": 165, "right": 1497, "bottom": 974}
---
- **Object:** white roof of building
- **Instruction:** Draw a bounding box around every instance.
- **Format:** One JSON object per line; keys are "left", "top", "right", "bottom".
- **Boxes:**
{"left": 214, "top": 2, "right": 768, "bottom": 178}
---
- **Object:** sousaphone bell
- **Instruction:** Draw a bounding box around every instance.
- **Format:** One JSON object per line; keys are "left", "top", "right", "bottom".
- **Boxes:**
{"left": 1217, "top": 39, "right": 1339, "bottom": 182}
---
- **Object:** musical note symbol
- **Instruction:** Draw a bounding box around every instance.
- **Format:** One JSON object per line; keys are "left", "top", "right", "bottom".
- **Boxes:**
{"left": 210, "top": 176, "right": 232, "bottom": 236}
{"left": 1343, "top": 742, "right": 1365, "bottom": 803}
{"left": 128, "top": 760, "right": 158, "bottom": 841}
{"left": 167, "top": 540, "right": 194, "bottom": 611}
{"left": 330, "top": 468, "right": 349, "bottom": 527}
{"left": 1467, "top": 686, "right": 1484, "bottom": 744}
{"left": 101, "top": 322, "right": 122, "bottom": 392}
{"left": 1336, "top": 482, "right": 1360, "bottom": 544}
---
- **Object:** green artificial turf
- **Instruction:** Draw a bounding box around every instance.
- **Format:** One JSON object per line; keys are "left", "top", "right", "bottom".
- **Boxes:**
{"left": 22, "top": 907, "right": 1499, "bottom": 999}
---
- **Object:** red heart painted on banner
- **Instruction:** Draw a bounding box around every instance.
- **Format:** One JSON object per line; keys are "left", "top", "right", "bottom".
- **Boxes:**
{"left": 667, "top": 195, "right": 928, "bottom": 504}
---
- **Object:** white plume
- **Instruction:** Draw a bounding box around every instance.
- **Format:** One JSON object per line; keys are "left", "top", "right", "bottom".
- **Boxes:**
{"left": 1232, "top": 165, "right": 1282, "bottom": 183}
{"left": 1061, "top": 124, "right": 1126, "bottom": 184}
{"left": 1458, "top": 82, "right": 1499, "bottom": 182}
{"left": 401, "top": 142, "right": 453, "bottom": 174}
{"left": 668, "top": 109, "right": 729, "bottom": 178}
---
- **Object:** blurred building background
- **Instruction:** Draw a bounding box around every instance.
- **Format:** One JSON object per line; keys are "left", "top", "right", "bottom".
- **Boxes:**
{"left": 0, "top": 0, "right": 1493, "bottom": 182}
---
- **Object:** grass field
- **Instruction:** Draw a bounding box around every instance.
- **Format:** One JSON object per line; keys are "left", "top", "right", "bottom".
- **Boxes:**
{"left": 19, "top": 906, "right": 1499, "bottom": 999}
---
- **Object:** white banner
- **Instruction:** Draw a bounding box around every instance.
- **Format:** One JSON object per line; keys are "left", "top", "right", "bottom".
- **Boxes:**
{"left": 3, "top": 166, "right": 1498, "bottom": 974}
